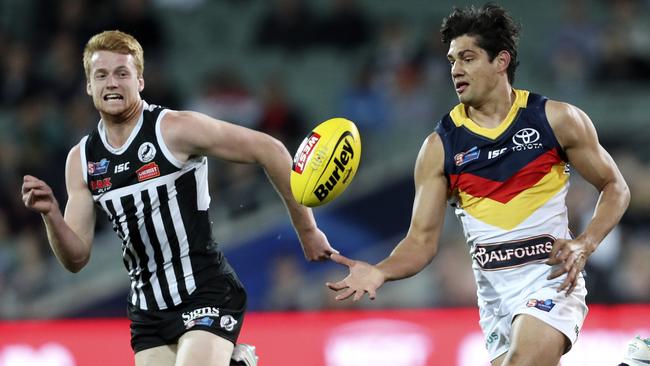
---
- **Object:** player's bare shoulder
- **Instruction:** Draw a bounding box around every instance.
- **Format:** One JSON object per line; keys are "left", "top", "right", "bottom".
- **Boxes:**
{"left": 63, "top": 142, "right": 91, "bottom": 192}
{"left": 545, "top": 99, "right": 596, "bottom": 150}
{"left": 415, "top": 132, "right": 446, "bottom": 177}
{"left": 65, "top": 143, "right": 83, "bottom": 177}
{"left": 420, "top": 132, "right": 445, "bottom": 163}
{"left": 158, "top": 109, "right": 203, "bottom": 161}
{"left": 66, "top": 142, "right": 82, "bottom": 164}
{"left": 159, "top": 109, "right": 194, "bottom": 138}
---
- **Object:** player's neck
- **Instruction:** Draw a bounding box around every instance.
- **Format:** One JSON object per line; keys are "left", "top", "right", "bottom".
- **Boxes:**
{"left": 466, "top": 84, "right": 515, "bottom": 129}
{"left": 100, "top": 100, "right": 144, "bottom": 148}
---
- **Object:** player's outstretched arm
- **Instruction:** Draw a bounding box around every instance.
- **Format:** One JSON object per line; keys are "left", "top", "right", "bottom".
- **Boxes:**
{"left": 545, "top": 101, "right": 630, "bottom": 293}
{"left": 22, "top": 145, "right": 96, "bottom": 272}
{"left": 327, "top": 253, "right": 385, "bottom": 301}
{"left": 160, "top": 111, "right": 337, "bottom": 261}
{"left": 327, "top": 133, "right": 448, "bottom": 301}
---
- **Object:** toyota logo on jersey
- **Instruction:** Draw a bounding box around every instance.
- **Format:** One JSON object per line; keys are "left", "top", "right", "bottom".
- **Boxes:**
{"left": 512, "top": 128, "right": 540, "bottom": 146}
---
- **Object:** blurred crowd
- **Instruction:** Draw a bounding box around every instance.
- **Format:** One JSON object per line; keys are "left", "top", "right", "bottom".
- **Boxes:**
{"left": 1, "top": 0, "right": 650, "bottom": 318}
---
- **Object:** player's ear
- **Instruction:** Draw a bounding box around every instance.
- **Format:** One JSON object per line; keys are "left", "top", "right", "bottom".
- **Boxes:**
{"left": 138, "top": 75, "right": 145, "bottom": 92}
{"left": 496, "top": 50, "right": 511, "bottom": 74}
{"left": 86, "top": 81, "right": 92, "bottom": 96}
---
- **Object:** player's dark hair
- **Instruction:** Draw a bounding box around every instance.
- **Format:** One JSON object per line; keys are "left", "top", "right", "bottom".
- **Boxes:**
{"left": 440, "top": 3, "right": 521, "bottom": 83}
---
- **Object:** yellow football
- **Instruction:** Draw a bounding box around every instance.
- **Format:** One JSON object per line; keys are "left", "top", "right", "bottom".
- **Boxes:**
{"left": 290, "top": 118, "right": 361, "bottom": 207}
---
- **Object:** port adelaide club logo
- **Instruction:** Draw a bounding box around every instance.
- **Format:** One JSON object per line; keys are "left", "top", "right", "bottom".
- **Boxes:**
{"left": 138, "top": 142, "right": 156, "bottom": 163}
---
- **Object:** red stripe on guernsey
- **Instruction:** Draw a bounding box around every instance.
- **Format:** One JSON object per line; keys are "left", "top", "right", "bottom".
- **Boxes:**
{"left": 450, "top": 149, "right": 563, "bottom": 204}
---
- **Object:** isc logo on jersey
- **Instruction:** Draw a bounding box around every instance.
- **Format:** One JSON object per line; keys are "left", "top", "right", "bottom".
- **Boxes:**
{"left": 290, "top": 118, "right": 361, "bottom": 207}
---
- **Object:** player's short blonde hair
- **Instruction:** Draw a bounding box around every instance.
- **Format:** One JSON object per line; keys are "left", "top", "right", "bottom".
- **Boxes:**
{"left": 83, "top": 30, "right": 144, "bottom": 79}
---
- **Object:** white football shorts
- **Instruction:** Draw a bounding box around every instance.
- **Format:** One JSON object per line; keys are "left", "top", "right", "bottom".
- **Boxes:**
{"left": 478, "top": 277, "right": 588, "bottom": 361}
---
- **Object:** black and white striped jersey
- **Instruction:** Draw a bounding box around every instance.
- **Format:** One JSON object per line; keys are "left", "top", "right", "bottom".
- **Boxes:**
{"left": 79, "top": 102, "right": 232, "bottom": 311}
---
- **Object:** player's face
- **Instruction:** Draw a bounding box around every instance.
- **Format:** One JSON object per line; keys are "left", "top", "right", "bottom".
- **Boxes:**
{"left": 447, "top": 35, "right": 501, "bottom": 105}
{"left": 86, "top": 50, "right": 144, "bottom": 118}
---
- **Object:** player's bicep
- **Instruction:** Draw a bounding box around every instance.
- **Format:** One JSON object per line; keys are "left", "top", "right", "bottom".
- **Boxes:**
{"left": 549, "top": 102, "right": 623, "bottom": 190}
{"left": 64, "top": 145, "right": 96, "bottom": 247}
{"left": 162, "top": 111, "right": 266, "bottom": 164}
{"left": 569, "top": 142, "right": 621, "bottom": 192}
{"left": 406, "top": 133, "right": 448, "bottom": 254}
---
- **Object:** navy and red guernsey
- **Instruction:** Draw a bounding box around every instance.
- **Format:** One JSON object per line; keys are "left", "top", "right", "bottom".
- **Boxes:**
{"left": 435, "top": 89, "right": 575, "bottom": 303}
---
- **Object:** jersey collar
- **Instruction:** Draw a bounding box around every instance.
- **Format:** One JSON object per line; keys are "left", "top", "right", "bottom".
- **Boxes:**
{"left": 97, "top": 101, "right": 147, "bottom": 155}
{"left": 449, "top": 89, "right": 529, "bottom": 140}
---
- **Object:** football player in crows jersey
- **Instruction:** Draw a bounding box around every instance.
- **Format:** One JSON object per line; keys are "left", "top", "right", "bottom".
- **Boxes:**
{"left": 327, "top": 4, "right": 630, "bottom": 366}
{"left": 21, "top": 30, "right": 336, "bottom": 366}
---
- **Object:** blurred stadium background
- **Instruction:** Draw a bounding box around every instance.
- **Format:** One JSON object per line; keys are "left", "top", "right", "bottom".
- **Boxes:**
{"left": 0, "top": 0, "right": 649, "bottom": 364}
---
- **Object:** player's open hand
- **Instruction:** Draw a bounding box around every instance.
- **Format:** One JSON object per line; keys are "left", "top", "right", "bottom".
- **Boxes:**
{"left": 299, "top": 228, "right": 339, "bottom": 262}
{"left": 326, "top": 253, "right": 385, "bottom": 302}
{"left": 22, "top": 175, "right": 58, "bottom": 215}
{"left": 546, "top": 238, "right": 593, "bottom": 295}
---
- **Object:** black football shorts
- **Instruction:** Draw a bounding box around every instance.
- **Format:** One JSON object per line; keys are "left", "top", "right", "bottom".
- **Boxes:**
{"left": 128, "top": 273, "right": 247, "bottom": 353}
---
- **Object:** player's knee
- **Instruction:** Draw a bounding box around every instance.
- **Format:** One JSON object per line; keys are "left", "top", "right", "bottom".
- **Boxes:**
{"left": 503, "top": 347, "right": 561, "bottom": 366}
{"left": 503, "top": 347, "right": 525, "bottom": 365}
{"left": 503, "top": 347, "right": 537, "bottom": 366}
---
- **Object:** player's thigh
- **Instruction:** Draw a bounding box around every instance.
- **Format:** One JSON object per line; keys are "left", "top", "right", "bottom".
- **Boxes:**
{"left": 502, "top": 314, "right": 565, "bottom": 366}
{"left": 491, "top": 353, "right": 507, "bottom": 366}
{"left": 135, "top": 344, "right": 177, "bottom": 366}
{"left": 176, "top": 329, "right": 234, "bottom": 366}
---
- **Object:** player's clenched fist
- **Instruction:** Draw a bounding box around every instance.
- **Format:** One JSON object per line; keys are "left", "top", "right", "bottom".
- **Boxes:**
{"left": 22, "top": 175, "right": 58, "bottom": 215}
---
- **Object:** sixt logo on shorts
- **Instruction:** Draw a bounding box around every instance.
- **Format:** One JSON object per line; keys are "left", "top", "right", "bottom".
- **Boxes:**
{"left": 313, "top": 133, "right": 355, "bottom": 201}
{"left": 182, "top": 307, "right": 220, "bottom": 328}
{"left": 472, "top": 234, "right": 554, "bottom": 271}
{"left": 88, "top": 158, "right": 110, "bottom": 176}
{"left": 526, "top": 299, "right": 556, "bottom": 312}
{"left": 454, "top": 146, "right": 480, "bottom": 166}
{"left": 293, "top": 132, "right": 320, "bottom": 174}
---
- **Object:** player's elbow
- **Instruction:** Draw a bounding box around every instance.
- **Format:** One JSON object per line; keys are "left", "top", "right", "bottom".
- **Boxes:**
{"left": 268, "top": 135, "right": 290, "bottom": 157}
{"left": 409, "top": 235, "right": 439, "bottom": 268}
{"left": 620, "top": 180, "right": 632, "bottom": 208}
{"left": 65, "top": 264, "right": 84, "bottom": 273}
{"left": 258, "top": 134, "right": 291, "bottom": 165}
{"left": 61, "top": 254, "right": 90, "bottom": 273}
{"left": 621, "top": 181, "right": 631, "bottom": 211}
{"left": 611, "top": 176, "right": 631, "bottom": 211}
{"left": 424, "top": 244, "right": 439, "bottom": 265}
{"left": 64, "top": 261, "right": 87, "bottom": 273}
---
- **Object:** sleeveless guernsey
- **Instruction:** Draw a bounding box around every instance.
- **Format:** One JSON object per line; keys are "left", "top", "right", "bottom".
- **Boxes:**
{"left": 79, "top": 102, "right": 232, "bottom": 311}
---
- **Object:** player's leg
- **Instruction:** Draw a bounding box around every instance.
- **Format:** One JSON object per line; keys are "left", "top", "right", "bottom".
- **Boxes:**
{"left": 501, "top": 314, "right": 565, "bottom": 366}
{"left": 176, "top": 330, "right": 234, "bottom": 366}
{"left": 135, "top": 344, "right": 177, "bottom": 366}
{"left": 491, "top": 353, "right": 506, "bottom": 366}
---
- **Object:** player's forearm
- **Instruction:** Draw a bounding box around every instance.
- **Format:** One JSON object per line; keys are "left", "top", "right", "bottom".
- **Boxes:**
{"left": 42, "top": 210, "right": 91, "bottom": 273}
{"left": 377, "top": 238, "right": 437, "bottom": 281}
{"left": 260, "top": 137, "right": 318, "bottom": 233}
{"left": 579, "top": 179, "right": 630, "bottom": 252}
